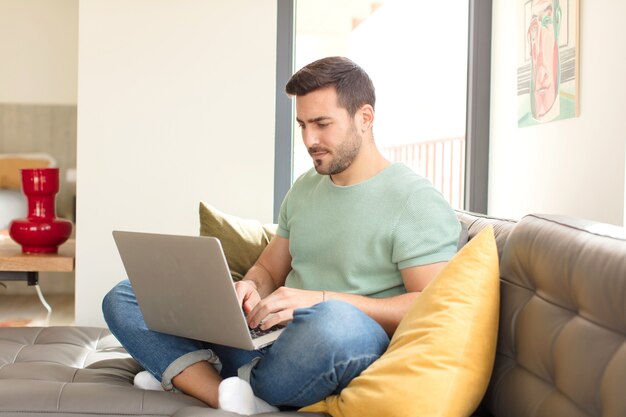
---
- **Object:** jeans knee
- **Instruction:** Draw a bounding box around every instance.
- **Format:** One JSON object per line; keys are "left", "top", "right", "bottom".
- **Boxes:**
{"left": 294, "top": 300, "right": 389, "bottom": 353}
{"left": 250, "top": 301, "right": 390, "bottom": 406}
{"left": 102, "top": 280, "right": 132, "bottom": 325}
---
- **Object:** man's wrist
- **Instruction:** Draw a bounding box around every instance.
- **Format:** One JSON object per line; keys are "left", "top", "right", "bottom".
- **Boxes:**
{"left": 241, "top": 279, "right": 259, "bottom": 292}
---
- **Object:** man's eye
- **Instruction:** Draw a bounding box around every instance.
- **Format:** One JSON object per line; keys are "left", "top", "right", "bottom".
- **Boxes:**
{"left": 317, "top": 123, "right": 329, "bottom": 128}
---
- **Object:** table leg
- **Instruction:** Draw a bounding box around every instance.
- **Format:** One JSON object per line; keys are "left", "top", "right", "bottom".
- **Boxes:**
{"left": 0, "top": 271, "right": 53, "bottom": 325}
{"left": 34, "top": 284, "right": 52, "bottom": 326}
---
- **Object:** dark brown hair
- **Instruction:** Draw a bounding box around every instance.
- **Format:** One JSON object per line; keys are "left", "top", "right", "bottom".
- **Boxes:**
{"left": 285, "top": 56, "right": 375, "bottom": 116}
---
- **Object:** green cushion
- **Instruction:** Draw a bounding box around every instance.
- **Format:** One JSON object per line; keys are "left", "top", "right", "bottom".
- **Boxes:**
{"left": 199, "top": 202, "right": 277, "bottom": 280}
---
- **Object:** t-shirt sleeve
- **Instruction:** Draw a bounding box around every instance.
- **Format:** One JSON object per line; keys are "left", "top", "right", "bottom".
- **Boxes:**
{"left": 277, "top": 170, "right": 312, "bottom": 239}
{"left": 391, "top": 187, "right": 461, "bottom": 269}
{"left": 276, "top": 186, "right": 291, "bottom": 239}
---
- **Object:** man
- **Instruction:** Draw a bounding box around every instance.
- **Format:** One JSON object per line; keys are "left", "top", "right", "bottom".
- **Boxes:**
{"left": 103, "top": 56, "right": 460, "bottom": 412}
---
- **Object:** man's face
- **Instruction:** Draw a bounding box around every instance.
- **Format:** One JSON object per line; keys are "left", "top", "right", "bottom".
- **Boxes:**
{"left": 528, "top": 0, "right": 560, "bottom": 119}
{"left": 295, "top": 87, "right": 363, "bottom": 176}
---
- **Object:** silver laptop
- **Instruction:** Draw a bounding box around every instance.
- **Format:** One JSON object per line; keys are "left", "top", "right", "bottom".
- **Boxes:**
{"left": 112, "top": 231, "right": 283, "bottom": 350}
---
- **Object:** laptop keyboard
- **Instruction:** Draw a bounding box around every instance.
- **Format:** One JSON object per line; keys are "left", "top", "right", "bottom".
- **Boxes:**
{"left": 250, "top": 325, "right": 282, "bottom": 339}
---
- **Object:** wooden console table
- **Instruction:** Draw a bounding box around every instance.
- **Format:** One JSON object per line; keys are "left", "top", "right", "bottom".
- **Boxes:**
{"left": 0, "top": 238, "right": 75, "bottom": 324}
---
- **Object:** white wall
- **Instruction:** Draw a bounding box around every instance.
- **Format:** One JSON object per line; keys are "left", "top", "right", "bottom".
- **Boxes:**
{"left": 489, "top": 0, "right": 626, "bottom": 226}
{"left": 76, "top": 0, "right": 277, "bottom": 326}
{"left": 0, "top": 0, "right": 78, "bottom": 104}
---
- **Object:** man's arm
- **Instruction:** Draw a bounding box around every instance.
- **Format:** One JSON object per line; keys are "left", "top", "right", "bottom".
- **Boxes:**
{"left": 323, "top": 262, "right": 447, "bottom": 335}
{"left": 248, "top": 261, "right": 448, "bottom": 336}
{"left": 234, "top": 235, "right": 292, "bottom": 315}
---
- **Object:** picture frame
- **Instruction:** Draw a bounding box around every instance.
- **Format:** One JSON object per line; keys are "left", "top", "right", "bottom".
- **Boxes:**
{"left": 517, "top": 0, "right": 580, "bottom": 127}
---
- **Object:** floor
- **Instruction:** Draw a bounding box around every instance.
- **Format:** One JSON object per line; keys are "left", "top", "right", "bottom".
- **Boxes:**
{"left": 0, "top": 291, "right": 74, "bottom": 327}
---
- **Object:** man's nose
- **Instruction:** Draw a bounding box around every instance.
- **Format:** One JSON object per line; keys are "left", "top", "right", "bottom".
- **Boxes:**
{"left": 302, "top": 129, "right": 319, "bottom": 148}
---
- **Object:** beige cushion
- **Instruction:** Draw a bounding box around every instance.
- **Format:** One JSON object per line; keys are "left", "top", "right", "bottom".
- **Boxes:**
{"left": 301, "top": 226, "right": 500, "bottom": 417}
{"left": 199, "top": 202, "right": 277, "bottom": 280}
{"left": 0, "top": 155, "right": 53, "bottom": 189}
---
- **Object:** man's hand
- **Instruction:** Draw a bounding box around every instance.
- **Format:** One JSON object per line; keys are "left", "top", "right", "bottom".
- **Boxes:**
{"left": 234, "top": 235, "right": 293, "bottom": 326}
{"left": 234, "top": 280, "right": 262, "bottom": 315}
{"left": 238, "top": 261, "right": 449, "bottom": 335}
{"left": 246, "top": 287, "right": 324, "bottom": 330}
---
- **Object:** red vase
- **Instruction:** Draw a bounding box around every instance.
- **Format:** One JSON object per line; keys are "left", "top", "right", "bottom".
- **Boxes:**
{"left": 9, "top": 168, "right": 73, "bottom": 254}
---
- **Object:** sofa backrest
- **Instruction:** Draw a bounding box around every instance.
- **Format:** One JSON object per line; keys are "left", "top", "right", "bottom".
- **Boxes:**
{"left": 456, "top": 211, "right": 517, "bottom": 260}
{"left": 476, "top": 214, "right": 626, "bottom": 417}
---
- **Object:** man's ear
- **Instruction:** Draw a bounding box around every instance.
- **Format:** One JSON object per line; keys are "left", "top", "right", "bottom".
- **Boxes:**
{"left": 357, "top": 104, "right": 375, "bottom": 132}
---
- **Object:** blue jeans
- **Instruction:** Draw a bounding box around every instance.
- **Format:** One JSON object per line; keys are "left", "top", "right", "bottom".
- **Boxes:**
{"left": 102, "top": 280, "right": 389, "bottom": 407}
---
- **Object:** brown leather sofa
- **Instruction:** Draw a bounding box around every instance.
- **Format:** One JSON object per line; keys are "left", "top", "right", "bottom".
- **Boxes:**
{"left": 1, "top": 212, "right": 625, "bottom": 417}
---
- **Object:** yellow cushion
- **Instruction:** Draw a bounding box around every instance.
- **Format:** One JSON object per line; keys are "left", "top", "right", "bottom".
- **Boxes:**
{"left": 199, "top": 202, "right": 277, "bottom": 281}
{"left": 301, "top": 226, "right": 500, "bottom": 417}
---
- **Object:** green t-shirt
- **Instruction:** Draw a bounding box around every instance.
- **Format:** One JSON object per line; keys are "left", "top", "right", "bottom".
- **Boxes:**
{"left": 277, "top": 163, "right": 460, "bottom": 298}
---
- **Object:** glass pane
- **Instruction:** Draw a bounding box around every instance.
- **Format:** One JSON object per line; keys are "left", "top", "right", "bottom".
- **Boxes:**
{"left": 293, "top": 0, "right": 469, "bottom": 210}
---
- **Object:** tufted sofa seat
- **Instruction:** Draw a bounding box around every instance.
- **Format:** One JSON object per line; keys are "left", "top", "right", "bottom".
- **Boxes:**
{"left": 0, "top": 327, "right": 209, "bottom": 417}
{"left": 0, "top": 327, "right": 322, "bottom": 417}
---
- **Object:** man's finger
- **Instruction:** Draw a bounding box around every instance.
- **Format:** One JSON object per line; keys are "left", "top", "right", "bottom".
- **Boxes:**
{"left": 260, "top": 311, "right": 292, "bottom": 330}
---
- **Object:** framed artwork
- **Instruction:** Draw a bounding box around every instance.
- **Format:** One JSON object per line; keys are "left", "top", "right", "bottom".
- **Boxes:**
{"left": 517, "top": 0, "right": 580, "bottom": 127}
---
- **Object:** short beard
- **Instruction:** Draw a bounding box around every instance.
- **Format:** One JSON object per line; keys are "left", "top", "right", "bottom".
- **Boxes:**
{"left": 310, "top": 125, "right": 362, "bottom": 176}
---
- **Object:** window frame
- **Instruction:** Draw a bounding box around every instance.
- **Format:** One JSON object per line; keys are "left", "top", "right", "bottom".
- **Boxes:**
{"left": 464, "top": 0, "right": 492, "bottom": 214}
{"left": 273, "top": 0, "right": 296, "bottom": 222}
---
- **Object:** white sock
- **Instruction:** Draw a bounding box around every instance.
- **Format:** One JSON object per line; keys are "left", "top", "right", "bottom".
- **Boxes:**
{"left": 218, "top": 377, "right": 278, "bottom": 415}
{"left": 133, "top": 370, "right": 164, "bottom": 391}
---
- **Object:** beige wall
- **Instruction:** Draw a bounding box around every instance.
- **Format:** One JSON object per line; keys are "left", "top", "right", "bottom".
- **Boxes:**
{"left": 489, "top": 0, "right": 626, "bottom": 226}
{"left": 0, "top": 0, "right": 78, "bottom": 104}
{"left": 76, "top": 0, "right": 277, "bottom": 326}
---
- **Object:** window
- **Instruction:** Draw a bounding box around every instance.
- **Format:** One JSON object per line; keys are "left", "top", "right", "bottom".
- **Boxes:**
{"left": 274, "top": 0, "right": 491, "bottom": 218}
